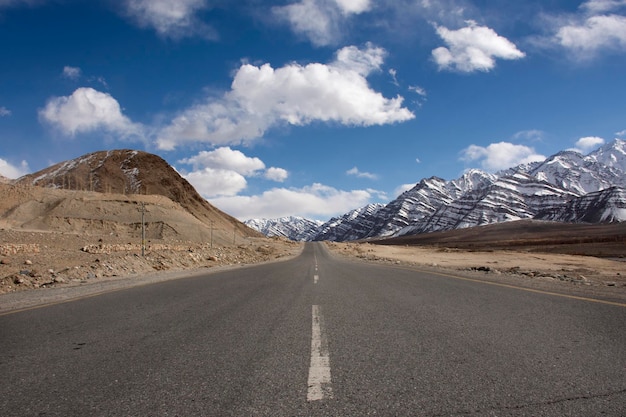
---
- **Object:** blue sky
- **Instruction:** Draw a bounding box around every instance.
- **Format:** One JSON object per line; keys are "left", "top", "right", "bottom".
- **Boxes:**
{"left": 1, "top": 0, "right": 625, "bottom": 221}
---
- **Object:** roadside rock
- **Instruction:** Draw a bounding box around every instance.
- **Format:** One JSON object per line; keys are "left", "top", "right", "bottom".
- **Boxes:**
{"left": 0, "top": 229, "right": 300, "bottom": 295}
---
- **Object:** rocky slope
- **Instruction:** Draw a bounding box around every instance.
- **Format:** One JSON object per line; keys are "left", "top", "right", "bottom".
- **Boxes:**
{"left": 536, "top": 187, "right": 626, "bottom": 223}
{"left": 416, "top": 173, "right": 578, "bottom": 234}
{"left": 313, "top": 204, "right": 385, "bottom": 241}
{"left": 13, "top": 149, "right": 260, "bottom": 241}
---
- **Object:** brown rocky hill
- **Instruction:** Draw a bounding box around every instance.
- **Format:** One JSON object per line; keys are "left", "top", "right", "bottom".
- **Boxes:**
{"left": 0, "top": 182, "right": 298, "bottom": 295}
{"left": 9, "top": 149, "right": 260, "bottom": 243}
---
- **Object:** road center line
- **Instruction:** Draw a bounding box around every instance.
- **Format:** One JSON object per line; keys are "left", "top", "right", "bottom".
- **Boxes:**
{"left": 314, "top": 275, "right": 319, "bottom": 284}
{"left": 307, "top": 305, "right": 333, "bottom": 401}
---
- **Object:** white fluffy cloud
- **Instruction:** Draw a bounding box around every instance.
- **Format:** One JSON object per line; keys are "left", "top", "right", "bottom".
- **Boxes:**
{"left": 273, "top": 0, "right": 372, "bottom": 46}
{"left": 0, "top": 158, "right": 29, "bottom": 179}
{"left": 39, "top": 87, "right": 143, "bottom": 139}
{"left": 333, "top": 43, "right": 385, "bottom": 75}
{"left": 265, "top": 167, "right": 289, "bottom": 182}
{"left": 545, "top": 0, "right": 626, "bottom": 58}
{"left": 346, "top": 166, "right": 378, "bottom": 180}
{"left": 0, "top": 106, "right": 10, "bottom": 117}
{"left": 209, "top": 183, "right": 374, "bottom": 220}
{"left": 432, "top": 20, "right": 525, "bottom": 72}
{"left": 178, "top": 147, "right": 289, "bottom": 198}
{"left": 179, "top": 147, "right": 265, "bottom": 176}
{"left": 156, "top": 44, "right": 414, "bottom": 150}
{"left": 556, "top": 14, "right": 626, "bottom": 56}
{"left": 460, "top": 141, "right": 545, "bottom": 171}
{"left": 334, "top": 0, "right": 371, "bottom": 14}
{"left": 122, "top": 0, "right": 216, "bottom": 39}
{"left": 184, "top": 168, "right": 247, "bottom": 198}
{"left": 574, "top": 136, "right": 605, "bottom": 153}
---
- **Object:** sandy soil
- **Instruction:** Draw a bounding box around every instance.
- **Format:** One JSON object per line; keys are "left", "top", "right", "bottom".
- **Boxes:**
{"left": 325, "top": 241, "right": 626, "bottom": 303}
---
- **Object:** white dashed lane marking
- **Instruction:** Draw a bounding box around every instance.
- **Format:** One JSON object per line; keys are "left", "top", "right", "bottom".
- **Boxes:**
{"left": 307, "top": 305, "right": 333, "bottom": 401}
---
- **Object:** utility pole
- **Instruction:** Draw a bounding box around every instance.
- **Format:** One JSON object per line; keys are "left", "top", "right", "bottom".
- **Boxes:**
{"left": 141, "top": 203, "right": 145, "bottom": 257}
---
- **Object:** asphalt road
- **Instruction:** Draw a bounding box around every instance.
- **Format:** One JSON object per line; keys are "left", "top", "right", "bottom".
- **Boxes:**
{"left": 1, "top": 242, "right": 625, "bottom": 416}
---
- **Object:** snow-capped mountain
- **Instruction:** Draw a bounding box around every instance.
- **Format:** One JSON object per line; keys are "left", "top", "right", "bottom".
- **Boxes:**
{"left": 417, "top": 173, "right": 578, "bottom": 234}
{"left": 368, "top": 139, "right": 626, "bottom": 240}
{"left": 372, "top": 170, "right": 498, "bottom": 238}
{"left": 249, "top": 139, "right": 626, "bottom": 242}
{"left": 244, "top": 216, "right": 323, "bottom": 241}
{"left": 536, "top": 187, "right": 626, "bottom": 223}
{"left": 313, "top": 203, "right": 385, "bottom": 241}
{"left": 586, "top": 138, "right": 626, "bottom": 171}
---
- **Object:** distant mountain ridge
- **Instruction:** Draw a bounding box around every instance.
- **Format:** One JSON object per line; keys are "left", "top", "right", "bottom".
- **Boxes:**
{"left": 246, "top": 139, "right": 626, "bottom": 241}
{"left": 244, "top": 217, "right": 323, "bottom": 241}
{"left": 314, "top": 203, "right": 385, "bottom": 242}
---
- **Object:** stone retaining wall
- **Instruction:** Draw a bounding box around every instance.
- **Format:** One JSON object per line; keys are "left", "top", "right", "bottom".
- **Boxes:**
{"left": 81, "top": 243, "right": 199, "bottom": 254}
{"left": 0, "top": 244, "right": 40, "bottom": 256}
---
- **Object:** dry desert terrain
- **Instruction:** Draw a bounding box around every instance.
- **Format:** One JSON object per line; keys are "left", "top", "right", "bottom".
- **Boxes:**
{"left": 2, "top": 151, "right": 624, "bottom": 313}
{"left": 2, "top": 227, "right": 625, "bottom": 313}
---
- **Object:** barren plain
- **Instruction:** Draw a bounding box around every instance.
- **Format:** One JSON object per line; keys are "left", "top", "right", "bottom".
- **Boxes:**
{"left": 2, "top": 225, "right": 625, "bottom": 313}
{"left": 1, "top": 182, "right": 625, "bottom": 312}
{"left": 327, "top": 220, "right": 626, "bottom": 304}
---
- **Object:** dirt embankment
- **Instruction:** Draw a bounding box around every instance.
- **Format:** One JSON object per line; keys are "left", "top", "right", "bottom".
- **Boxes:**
{"left": 0, "top": 229, "right": 300, "bottom": 296}
{"left": 325, "top": 241, "right": 626, "bottom": 302}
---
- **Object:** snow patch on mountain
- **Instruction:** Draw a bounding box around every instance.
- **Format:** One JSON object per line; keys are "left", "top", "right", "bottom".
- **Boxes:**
{"left": 244, "top": 216, "right": 323, "bottom": 241}
{"left": 536, "top": 187, "right": 626, "bottom": 223}
{"left": 313, "top": 203, "right": 385, "bottom": 241}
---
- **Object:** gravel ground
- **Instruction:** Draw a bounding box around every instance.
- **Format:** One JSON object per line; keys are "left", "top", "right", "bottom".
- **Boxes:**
{"left": 325, "top": 241, "right": 626, "bottom": 304}
{"left": 0, "top": 229, "right": 301, "bottom": 312}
